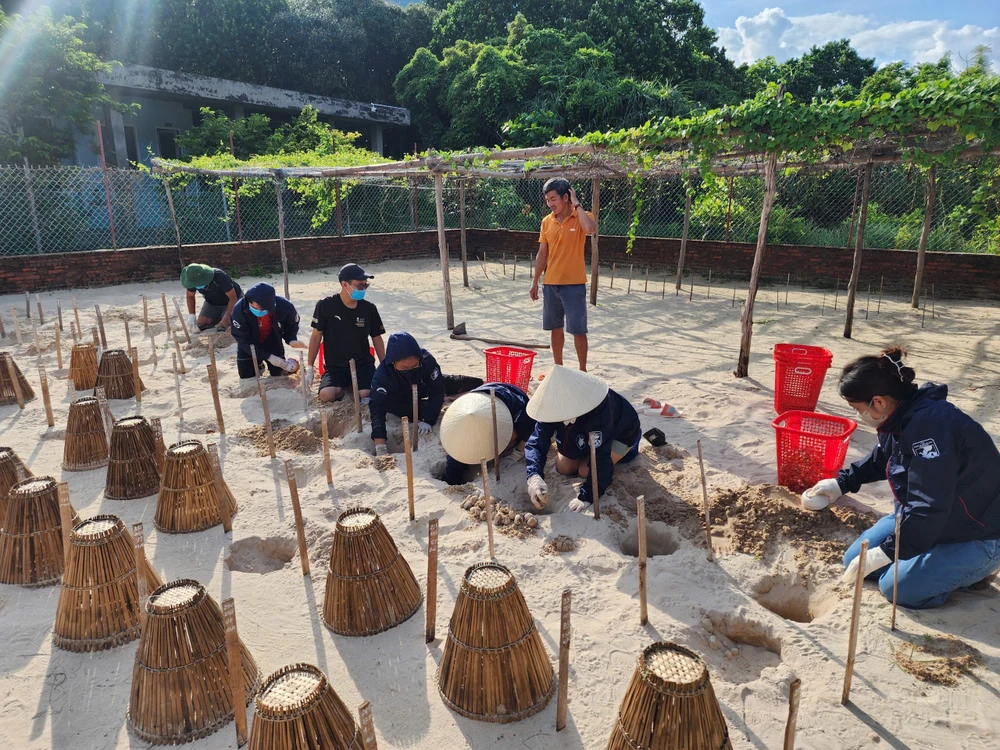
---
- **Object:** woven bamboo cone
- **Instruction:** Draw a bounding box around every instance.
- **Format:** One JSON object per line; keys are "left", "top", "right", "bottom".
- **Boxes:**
{"left": 606, "top": 642, "right": 732, "bottom": 750}
{"left": 438, "top": 561, "right": 554, "bottom": 723}
{"left": 0, "top": 476, "right": 79, "bottom": 587}
{"left": 53, "top": 514, "right": 161, "bottom": 652}
{"left": 95, "top": 348, "right": 145, "bottom": 400}
{"left": 0, "top": 446, "right": 33, "bottom": 522}
{"left": 63, "top": 396, "right": 110, "bottom": 471}
{"left": 0, "top": 352, "right": 35, "bottom": 405}
{"left": 322, "top": 507, "right": 422, "bottom": 637}
{"left": 105, "top": 416, "right": 161, "bottom": 500}
{"left": 154, "top": 440, "right": 238, "bottom": 533}
{"left": 248, "top": 663, "right": 362, "bottom": 750}
{"left": 69, "top": 343, "right": 99, "bottom": 391}
{"left": 128, "top": 579, "right": 260, "bottom": 745}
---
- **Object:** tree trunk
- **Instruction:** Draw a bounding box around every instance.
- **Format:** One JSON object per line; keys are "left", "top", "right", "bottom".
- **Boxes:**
{"left": 589, "top": 178, "right": 600, "bottom": 306}
{"left": 843, "top": 162, "right": 874, "bottom": 339}
{"left": 911, "top": 166, "right": 936, "bottom": 308}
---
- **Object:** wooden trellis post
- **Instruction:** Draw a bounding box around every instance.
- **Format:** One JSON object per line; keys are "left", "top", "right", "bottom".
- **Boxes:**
{"left": 434, "top": 173, "right": 455, "bottom": 330}
{"left": 911, "top": 166, "right": 936, "bottom": 309}
{"left": 335, "top": 179, "right": 343, "bottom": 236}
{"left": 589, "top": 178, "right": 601, "bottom": 306}
{"left": 161, "top": 177, "right": 182, "bottom": 258}
{"left": 275, "top": 179, "right": 290, "bottom": 300}
{"left": 674, "top": 183, "right": 692, "bottom": 293}
{"left": 459, "top": 179, "right": 469, "bottom": 288}
{"left": 844, "top": 161, "right": 874, "bottom": 340}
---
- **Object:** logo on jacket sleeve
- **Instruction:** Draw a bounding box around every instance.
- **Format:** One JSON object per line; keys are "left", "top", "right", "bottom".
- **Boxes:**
{"left": 912, "top": 439, "right": 940, "bottom": 459}
{"left": 232, "top": 319, "right": 241, "bottom": 329}
{"left": 576, "top": 431, "right": 602, "bottom": 451}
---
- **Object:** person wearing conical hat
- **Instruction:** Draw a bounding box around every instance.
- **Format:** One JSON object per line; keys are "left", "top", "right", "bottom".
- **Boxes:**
{"left": 440, "top": 382, "right": 536, "bottom": 485}
{"left": 525, "top": 365, "right": 641, "bottom": 512}
{"left": 180, "top": 263, "right": 243, "bottom": 331}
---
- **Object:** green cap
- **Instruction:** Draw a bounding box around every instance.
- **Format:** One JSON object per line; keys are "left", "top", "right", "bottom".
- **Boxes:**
{"left": 180, "top": 263, "right": 215, "bottom": 289}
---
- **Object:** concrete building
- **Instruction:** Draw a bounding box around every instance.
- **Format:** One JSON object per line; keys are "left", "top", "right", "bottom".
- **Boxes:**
{"left": 74, "top": 64, "right": 411, "bottom": 167}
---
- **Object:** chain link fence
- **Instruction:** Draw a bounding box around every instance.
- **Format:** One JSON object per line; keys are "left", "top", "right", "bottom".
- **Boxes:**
{"left": 1, "top": 162, "right": 995, "bottom": 257}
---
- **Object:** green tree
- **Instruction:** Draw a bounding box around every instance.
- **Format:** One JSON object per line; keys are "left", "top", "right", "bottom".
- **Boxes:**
{"left": 741, "top": 40, "right": 876, "bottom": 101}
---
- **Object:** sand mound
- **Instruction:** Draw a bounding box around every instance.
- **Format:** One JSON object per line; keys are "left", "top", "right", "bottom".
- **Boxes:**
{"left": 187, "top": 329, "right": 235, "bottom": 351}
{"left": 893, "top": 635, "right": 983, "bottom": 686}
{"left": 238, "top": 424, "right": 321, "bottom": 456}
{"left": 541, "top": 535, "right": 577, "bottom": 555}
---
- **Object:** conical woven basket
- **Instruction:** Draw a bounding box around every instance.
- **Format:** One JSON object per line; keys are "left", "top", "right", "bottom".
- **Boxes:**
{"left": 606, "top": 642, "right": 732, "bottom": 750}
{"left": 0, "top": 476, "right": 78, "bottom": 587}
{"left": 247, "top": 663, "right": 362, "bottom": 750}
{"left": 128, "top": 579, "right": 260, "bottom": 745}
{"left": 154, "top": 440, "right": 237, "bottom": 534}
{"left": 69, "top": 343, "right": 99, "bottom": 391}
{"left": 0, "top": 446, "right": 32, "bottom": 523}
{"left": 63, "top": 396, "right": 109, "bottom": 471}
{"left": 53, "top": 514, "right": 162, "bottom": 652}
{"left": 0, "top": 352, "right": 35, "bottom": 405}
{"left": 438, "top": 561, "right": 554, "bottom": 723}
{"left": 322, "top": 507, "right": 422, "bottom": 636}
{"left": 105, "top": 416, "right": 160, "bottom": 500}
{"left": 95, "top": 348, "right": 144, "bottom": 399}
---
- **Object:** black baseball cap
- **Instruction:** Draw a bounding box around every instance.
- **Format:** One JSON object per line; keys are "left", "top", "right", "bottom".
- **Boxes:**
{"left": 339, "top": 263, "right": 374, "bottom": 283}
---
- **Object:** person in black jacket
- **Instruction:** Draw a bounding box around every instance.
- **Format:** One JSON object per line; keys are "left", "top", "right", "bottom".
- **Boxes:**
{"left": 524, "top": 365, "right": 641, "bottom": 513}
{"left": 804, "top": 347, "right": 1000, "bottom": 608}
{"left": 229, "top": 283, "right": 305, "bottom": 382}
{"left": 180, "top": 263, "right": 243, "bottom": 331}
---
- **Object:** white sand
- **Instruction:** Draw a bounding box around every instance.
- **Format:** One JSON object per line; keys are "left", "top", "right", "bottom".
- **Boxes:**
{"left": 1, "top": 258, "right": 999, "bottom": 749}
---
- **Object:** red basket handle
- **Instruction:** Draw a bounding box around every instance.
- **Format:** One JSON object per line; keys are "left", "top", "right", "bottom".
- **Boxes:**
{"left": 792, "top": 366, "right": 813, "bottom": 375}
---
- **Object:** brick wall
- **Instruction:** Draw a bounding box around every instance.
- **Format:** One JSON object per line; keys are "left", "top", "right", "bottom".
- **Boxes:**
{"left": 3, "top": 229, "right": 998, "bottom": 299}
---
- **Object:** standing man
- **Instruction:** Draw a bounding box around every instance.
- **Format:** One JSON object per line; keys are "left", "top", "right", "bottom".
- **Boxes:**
{"left": 530, "top": 178, "right": 597, "bottom": 371}
{"left": 305, "top": 263, "right": 386, "bottom": 403}
{"left": 180, "top": 263, "right": 243, "bottom": 331}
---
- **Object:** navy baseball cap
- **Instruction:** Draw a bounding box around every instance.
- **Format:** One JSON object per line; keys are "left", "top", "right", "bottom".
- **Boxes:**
{"left": 339, "top": 263, "right": 374, "bottom": 283}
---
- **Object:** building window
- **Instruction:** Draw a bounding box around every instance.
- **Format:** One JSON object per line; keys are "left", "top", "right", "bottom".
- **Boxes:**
{"left": 124, "top": 125, "right": 139, "bottom": 166}
{"left": 157, "top": 128, "right": 180, "bottom": 160}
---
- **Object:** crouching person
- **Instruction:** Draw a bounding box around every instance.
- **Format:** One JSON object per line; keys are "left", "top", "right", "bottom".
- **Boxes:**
{"left": 229, "top": 283, "right": 305, "bottom": 388}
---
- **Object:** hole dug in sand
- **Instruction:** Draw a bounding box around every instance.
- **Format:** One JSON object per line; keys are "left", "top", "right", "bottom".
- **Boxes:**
{"left": 619, "top": 520, "right": 679, "bottom": 558}
{"left": 753, "top": 572, "right": 838, "bottom": 623}
{"left": 705, "top": 610, "right": 782, "bottom": 656}
{"left": 226, "top": 536, "right": 297, "bottom": 574}
{"left": 702, "top": 609, "right": 782, "bottom": 680}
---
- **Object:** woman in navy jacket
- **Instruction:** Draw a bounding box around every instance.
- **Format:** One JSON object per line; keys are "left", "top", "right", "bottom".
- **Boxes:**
{"left": 804, "top": 347, "right": 1000, "bottom": 608}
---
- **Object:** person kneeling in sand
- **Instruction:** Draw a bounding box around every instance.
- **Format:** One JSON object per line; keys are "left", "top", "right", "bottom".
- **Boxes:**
{"left": 803, "top": 347, "right": 1000, "bottom": 609}
{"left": 524, "top": 365, "right": 641, "bottom": 512}
{"left": 370, "top": 332, "right": 483, "bottom": 456}
{"left": 180, "top": 263, "right": 243, "bottom": 331}
{"left": 440, "top": 382, "right": 536, "bottom": 485}
{"left": 229, "top": 283, "right": 306, "bottom": 389}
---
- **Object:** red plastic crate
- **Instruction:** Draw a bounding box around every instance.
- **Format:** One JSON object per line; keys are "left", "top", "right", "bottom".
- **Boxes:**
{"left": 773, "top": 344, "right": 833, "bottom": 413}
{"left": 771, "top": 410, "right": 857, "bottom": 494}
{"left": 484, "top": 347, "right": 537, "bottom": 392}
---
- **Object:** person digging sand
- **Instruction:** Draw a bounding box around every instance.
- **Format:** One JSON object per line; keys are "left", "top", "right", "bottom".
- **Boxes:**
{"left": 229, "top": 283, "right": 306, "bottom": 388}
{"left": 440, "top": 382, "right": 535, "bottom": 486}
{"left": 803, "top": 347, "right": 1000, "bottom": 609}
{"left": 180, "top": 263, "right": 243, "bottom": 331}
{"left": 524, "top": 365, "right": 641, "bottom": 512}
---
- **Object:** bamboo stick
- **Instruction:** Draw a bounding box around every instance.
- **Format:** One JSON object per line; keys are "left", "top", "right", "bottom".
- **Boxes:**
{"left": 556, "top": 588, "right": 571, "bottom": 732}
{"left": 285, "top": 461, "right": 310, "bottom": 576}
{"left": 131, "top": 347, "right": 141, "bottom": 403}
{"left": 54, "top": 323, "right": 62, "bottom": 369}
{"left": 95, "top": 305, "right": 107, "bottom": 348}
{"left": 786, "top": 273, "right": 790, "bottom": 305}
{"left": 877, "top": 276, "right": 884, "bottom": 315}
{"left": 95, "top": 386, "right": 114, "bottom": 440}
{"left": 411, "top": 384, "right": 419, "bottom": 451}
{"left": 57, "top": 299, "right": 63, "bottom": 331}
{"left": 222, "top": 598, "right": 249, "bottom": 746}
{"left": 426, "top": 518, "right": 438, "bottom": 644}
{"left": 35, "top": 295, "right": 44, "bottom": 324}
{"left": 841, "top": 539, "right": 868, "bottom": 705}
{"left": 208, "top": 365, "right": 224, "bottom": 433}
{"left": 73, "top": 296, "right": 81, "bottom": 335}
{"left": 891, "top": 511, "right": 902, "bottom": 631}
{"left": 321, "top": 406, "right": 333, "bottom": 485}
{"left": 300, "top": 359, "right": 310, "bottom": 413}
{"left": 707, "top": 269, "right": 712, "bottom": 298}
{"left": 11, "top": 308, "right": 22, "bottom": 345}
{"left": 39, "top": 366, "right": 54, "bottom": 427}
{"left": 350, "top": 359, "right": 362, "bottom": 434}
{"left": 208, "top": 444, "right": 233, "bottom": 534}
{"left": 589, "top": 432, "right": 600, "bottom": 520}
{"left": 142, "top": 295, "right": 149, "bottom": 333}
{"left": 161, "top": 293, "right": 172, "bottom": 338}
{"left": 58, "top": 482, "right": 72, "bottom": 562}
{"left": 249, "top": 344, "right": 275, "bottom": 458}
{"left": 644, "top": 267, "right": 649, "bottom": 293}
{"left": 783, "top": 678, "right": 801, "bottom": 750}
{"left": 133, "top": 522, "right": 148, "bottom": 627}
{"left": 25, "top": 291, "right": 30, "bottom": 319}
{"left": 490, "top": 388, "right": 501, "bottom": 482}
{"left": 662, "top": 270, "right": 667, "bottom": 299}
{"left": 627, "top": 263, "right": 633, "bottom": 294}
{"left": 402, "top": 417, "right": 415, "bottom": 522}
{"left": 173, "top": 298, "right": 192, "bottom": 344}
{"left": 208, "top": 336, "right": 216, "bottom": 371}
{"left": 172, "top": 353, "right": 183, "bottom": 411}
{"left": 697, "top": 440, "right": 715, "bottom": 562}
{"left": 359, "top": 701, "right": 377, "bottom": 750}
{"left": 173, "top": 335, "right": 186, "bottom": 374}
{"left": 480, "top": 459, "right": 496, "bottom": 559}
{"left": 610, "top": 262, "right": 615, "bottom": 288}
{"left": 637, "top": 495, "right": 648, "bottom": 625}
{"left": 150, "top": 418, "right": 165, "bottom": 474}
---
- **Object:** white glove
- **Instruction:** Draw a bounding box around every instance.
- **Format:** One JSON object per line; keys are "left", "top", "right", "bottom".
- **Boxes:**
{"left": 563, "top": 497, "right": 590, "bottom": 513}
{"left": 802, "top": 478, "right": 843, "bottom": 511}
{"left": 360, "top": 396, "right": 370, "bottom": 406}
{"left": 527, "top": 474, "right": 548, "bottom": 509}
{"left": 841, "top": 546, "right": 892, "bottom": 584}
{"left": 284, "top": 358, "right": 300, "bottom": 374}
{"left": 267, "top": 354, "right": 288, "bottom": 370}
{"left": 303, "top": 367, "right": 314, "bottom": 389}
{"left": 375, "top": 443, "right": 388, "bottom": 457}
{"left": 186, "top": 314, "right": 197, "bottom": 330}
{"left": 418, "top": 421, "right": 433, "bottom": 435}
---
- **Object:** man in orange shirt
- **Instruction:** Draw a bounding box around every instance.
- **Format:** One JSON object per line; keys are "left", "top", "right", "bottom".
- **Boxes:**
{"left": 530, "top": 178, "right": 597, "bottom": 371}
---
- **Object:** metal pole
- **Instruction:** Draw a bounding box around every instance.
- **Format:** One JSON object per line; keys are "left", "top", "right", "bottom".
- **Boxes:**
{"left": 96, "top": 120, "right": 118, "bottom": 249}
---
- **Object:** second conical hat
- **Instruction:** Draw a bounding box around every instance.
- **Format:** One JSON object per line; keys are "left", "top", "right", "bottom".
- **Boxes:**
{"left": 526, "top": 365, "right": 608, "bottom": 423}
{"left": 440, "top": 392, "right": 514, "bottom": 464}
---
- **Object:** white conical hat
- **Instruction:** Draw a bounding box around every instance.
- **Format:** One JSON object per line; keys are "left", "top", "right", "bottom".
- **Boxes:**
{"left": 440, "top": 392, "right": 514, "bottom": 464}
{"left": 526, "top": 365, "right": 609, "bottom": 423}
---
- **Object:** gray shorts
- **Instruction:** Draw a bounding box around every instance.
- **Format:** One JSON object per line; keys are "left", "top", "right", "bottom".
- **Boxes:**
{"left": 198, "top": 301, "right": 228, "bottom": 328}
{"left": 542, "top": 284, "right": 587, "bottom": 335}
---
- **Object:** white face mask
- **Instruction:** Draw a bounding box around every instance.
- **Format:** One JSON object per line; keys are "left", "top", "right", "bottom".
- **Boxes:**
{"left": 859, "top": 399, "right": 887, "bottom": 429}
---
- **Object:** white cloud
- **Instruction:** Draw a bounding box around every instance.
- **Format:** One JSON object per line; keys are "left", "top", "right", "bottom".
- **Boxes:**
{"left": 717, "top": 8, "right": 1000, "bottom": 70}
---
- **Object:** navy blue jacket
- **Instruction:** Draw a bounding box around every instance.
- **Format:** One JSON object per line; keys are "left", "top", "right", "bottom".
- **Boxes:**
{"left": 838, "top": 383, "right": 1000, "bottom": 560}
{"left": 525, "top": 388, "right": 640, "bottom": 504}
{"left": 370, "top": 332, "right": 445, "bottom": 441}
{"left": 229, "top": 283, "right": 300, "bottom": 359}
{"left": 445, "top": 383, "right": 535, "bottom": 485}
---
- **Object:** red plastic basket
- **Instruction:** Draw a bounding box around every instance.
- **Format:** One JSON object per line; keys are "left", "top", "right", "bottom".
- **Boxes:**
{"left": 484, "top": 347, "right": 537, "bottom": 392}
{"left": 317, "top": 343, "right": 375, "bottom": 376}
{"left": 773, "top": 344, "right": 833, "bottom": 413}
{"left": 771, "top": 410, "right": 857, "bottom": 493}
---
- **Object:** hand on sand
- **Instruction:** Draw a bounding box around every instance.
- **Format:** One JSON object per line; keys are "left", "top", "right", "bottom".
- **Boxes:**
{"left": 563, "top": 497, "right": 589, "bottom": 513}
{"left": 418, "top": 421, "right": 433, "bottom": 435}
{"left": 801, "top": 478, "right": 842, "bottom": 511}
{"left": 285, "top": 358, "right": 300, "bottom": 374}
{"left": 527, "top": 474, "right": 548, "bottom": 510}
{"left": 375, "top": 443, "right": 388, "bottom": 457}
{"left": 841, "top": 546, "right": 891, "bottom": 584}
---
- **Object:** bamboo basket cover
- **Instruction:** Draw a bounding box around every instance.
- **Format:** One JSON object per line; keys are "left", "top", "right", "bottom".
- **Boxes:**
{"left": 128, "top": 579, "right": 260, "bottom": 745}
{"left": 0, "top": 476, "right": 78, "bottom": 587}
{"left": 154, "top": 440, "right": 237, "bottom": 534}
{"left": 0, "top": 446, "right": 32, "bottom": 523}
{"left": 95, "top": 348, "right": 145, "bottom": 400}
{"left": 248, "top": 663, "right": 362, "bottom": 750}
{"left": 53, "top": 514, "right": 158, "bottom": 652}
{"left": 69, "top": 343, "right": 99, "bottom": 391}
{"left": 0, "top": 352, "right": 35, "bottom": 405}
{"left": 105, "top": 416, "right": 160, "bottom": 501}
{"left": 63, "top": 396, "right": 110, "bottom": 471}
{"left": 437, "top": 562, "right": 555, "bottom": 723}
{"left": 606, "top": 642, "right": 732, "bottom": 750}
{"left": 322, "top": 507, "right": 422, "bottom": 636}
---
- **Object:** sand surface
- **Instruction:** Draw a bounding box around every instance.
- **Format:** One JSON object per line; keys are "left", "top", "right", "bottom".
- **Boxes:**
{"left": 1, "top": 258, "right": 999, "bottom": 749}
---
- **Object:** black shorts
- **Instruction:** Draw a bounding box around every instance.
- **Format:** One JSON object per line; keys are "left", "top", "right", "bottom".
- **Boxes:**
{"left": 320, "top": 362, "right": 376, "bottom": 393}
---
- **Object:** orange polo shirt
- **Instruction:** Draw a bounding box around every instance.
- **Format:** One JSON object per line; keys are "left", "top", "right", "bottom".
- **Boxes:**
{"left": 538, "top": 208, "right": 594, "bottom": 286}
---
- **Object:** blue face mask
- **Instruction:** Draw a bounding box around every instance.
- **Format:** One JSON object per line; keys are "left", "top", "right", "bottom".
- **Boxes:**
{"left": 350, "top": 289, "right": 366, "bottom": 301}
{"left": 195, "top": 285, "right": 206, "bottom": 290}
{"left": 249, "top": 306, "right": 268, "bottom": 318}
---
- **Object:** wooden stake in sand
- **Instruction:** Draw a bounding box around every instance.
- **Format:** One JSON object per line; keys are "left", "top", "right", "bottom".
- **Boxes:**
{"left": 208, "top": 444, "right": 233, "bottom": 534}
{"left": 142, "top": 295, "right": 149, "bottom": 332}
{"left": 411, "top": 384, "right": 420, "bottom": 451}
{"left": 38, "top": 366, "right": 54, "bottom": 427}
{"left": 131, "top": 347, "right": 142, "bottom": 403}
{"left": 402, "top": 417, "right": 415, "bottom": 522}
{"left": 320, "top": 406, "right": 333, "bottom": 485}
{"left": 644, "top": 267, "right": 649, "bottom": 293}
{"left": 249, "top": 345, "right": 275, "bottom": 459}
{"left": 172, "top": 335, "right": 186, "bottom": 374}
{"left": 171, "top": 353, "right": 183, "bottom": 411}
{"left": 707, "top": 269, "right": 713, "bottom": 299}
{"left": 697, "top": 440, "right": 715, "bottom": 562}
{"left": 662, "top": 271, "right": 667, "bottom": 299}
{"left": 284, "top": 460, "right": 310, "bottom": 576}
{"left": 222, "top": 598, "right": 249, "bottom": 747}
{"left": 637, "top": 495, "right": 648, "bottom": 625}
{"left": 57, "top": 482, "right": 73, "bottom": 562}
{"left": 610, "top": 262, "right": 615, "bottom": 288}
{"left": 161, "top": 293, "right": 172, "bottom": 338}
{"left": 24, "top": 291, "right": 30, "bottom": 319}
{"left": 359, "top": 701, "right": 378, "bottom": 750}
{"left": 479, "top": 458, "right": 496, "bottom": 559}
{"left": 36, "top": 295, "right": 44, "bottom": 325}
{"left": 208, "top": 336, "right": 216, "bottom": 371}
{"left": 426, "top": 518, "right": 438, "bottom": 643}
{"left": 54, "top": 323, "right": 62, "bottom": 369}
{"left": 783, "top": 678, "right": 801, "bottom": 750}
{"left": 95, "top": 305, "right": 107, "bottom": 348}
{"left": 589, "top": 432, "right": 601, "bottom": 520}
{"left": 150, "top": 418, "right": 165, "bottom": 474}
{"left": 891, "top": 510, "right": 902, "bottom": 631}
{"left": 173, "top": 298, "right": 192, "bottom": 344}
{"left": 349, "top": 358, "right": 362, "bottom": 434}
{"left": 556, "top": 588, "right": 571, "bottom": 732}
{"left": 690, "top": 276, "right": 695, "bottom": 303}
{"left": 11, "top": 308, "right": 23, "bottom": 345}
{"left": 877, "top": 276, "right": 884, "bottom": 315}
{"left": 57, "top": 299, "right": 63, "bottom": 331}
{"left": 95, "top": 386, "right": 114, "bottom": 440}
{"left": 132, "top": 522, "right": 148, "bottom": 626}
{"left": 627, "top": 263, "right": 633, "bottom": 294}
{"left": 785, "top": 273, "right": 790, "bottom": 305}
{"left": 834, "top": 278, "right": 840, "bottom": 310}
{"left": 124, "top": 319, "right": 132, "bottom": 353}
{"left": 490, "top": 388, "right": 501, "bottom": 481}
{"left": 91, "top": 327, "right": 99, "bottom": 349}
{"left": 208, "top": 365, "right": 224, "bottom": 433}
{"left": 72, "top": 296, "right": 81, "bottom": 335}
{"left": 841, "top": 538, "right": 868, "bottom": 705}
